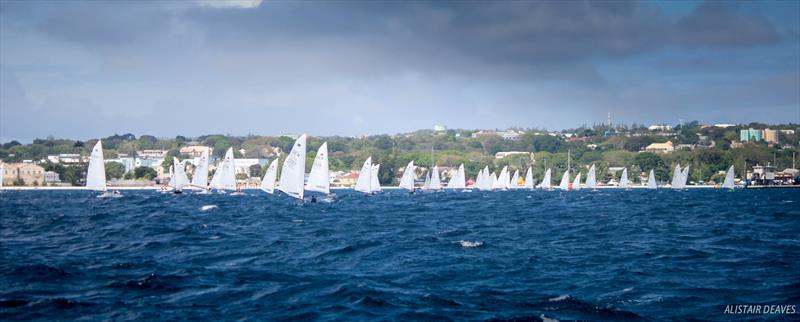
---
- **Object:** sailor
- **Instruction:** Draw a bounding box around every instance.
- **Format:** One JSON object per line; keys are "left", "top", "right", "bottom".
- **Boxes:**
{"left": 311, "top": 195, "right": 317, "bottom": 203}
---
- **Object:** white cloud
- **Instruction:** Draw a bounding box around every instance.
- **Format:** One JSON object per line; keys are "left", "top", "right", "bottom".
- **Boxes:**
{"left": 198, "top": 0, "right": 263, "bottom": 9}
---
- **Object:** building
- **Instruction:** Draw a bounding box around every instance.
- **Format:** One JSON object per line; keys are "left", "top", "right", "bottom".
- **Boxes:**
{"left": 779, "top": 129, "right": 795, "bottom": 135}
{"left": 433, "top": 124, "right": 447, "bottom": 132}
{"left": 675, "top": 144, "right": 696, "bottom": 151}
{"left": 644, "top": 141, "right": 674, "bottom": 153}
{"left": 233, "top": 159, "right": 267, "bottom": 176}
{"left": 730, "top": 141, "right": 744, "bottom": 149}
{"left": 748, "top": 164, "right": 777, "bottom": 185}
{"left": 44, "top": 171, "right": 61, "bottom": 183}
{"left": 46, "top": 153, "right": 86, "bottom": 164}
{"left": 498, "top": 130, "right": 524, "bottom": 141}
{"left": 495, "top": 151, "right": 533, "bottom": 159}
{"left": 105, "top": 154, "right": 136, "bottom": 174}
{"left": 714, "top": 124, "right": 736, "bottom": 128}
{"left": 3, "top": 163, "right": 45, "bottom": 186}
{"left": 137, "top": 150, "right": 168, "bottom": 159}
{"left": 180, "top": 146, "right": 213, "bottom": 158}
{"left": 763, "top": 129, "right": 779, "bottom": 143}
{"left": 648, "top": 124, "right": 672, "bottom": 131}
{"left": 471, "top": 130, "right": 498, "bottom": 138}
{"left": 334, "top": 172, "right": 359, "bottom": 187}
{"left": 740, "top": 128, "right": 763, "bottom": 142}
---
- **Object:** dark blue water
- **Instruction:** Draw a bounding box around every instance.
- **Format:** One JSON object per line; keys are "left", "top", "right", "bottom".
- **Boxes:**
{"left": 1, "top": 189, "right": 798, "bottom": 321}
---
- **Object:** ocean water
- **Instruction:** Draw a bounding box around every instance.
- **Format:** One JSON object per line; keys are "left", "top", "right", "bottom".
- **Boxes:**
{"left": 1, "top": 189, "right": 798, "bottom": 321}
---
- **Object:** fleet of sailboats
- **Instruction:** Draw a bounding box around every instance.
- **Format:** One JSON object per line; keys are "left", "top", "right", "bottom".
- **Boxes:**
{"left": 73, "top": 136, "right": 744, "bottom": 200}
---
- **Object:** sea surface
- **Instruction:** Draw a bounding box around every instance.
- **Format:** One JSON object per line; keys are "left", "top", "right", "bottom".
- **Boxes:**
{"left": 1, "top": 189, "right": 798, "bottom": 321}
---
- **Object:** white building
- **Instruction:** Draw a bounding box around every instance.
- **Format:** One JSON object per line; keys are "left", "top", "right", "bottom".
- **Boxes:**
{"left": 44, "top": 171, "right": 60, "bottom": 183}
{"left": 498, "top": 130, "right": 524, "bottom": 141}
{"left": 495, "top": 151, "right": 533, "bottom": 159}
{"left": 648, "top": 124, "right": 673, "bottom": 131}
{"left": 179, "top": 146, "right": 213, "bottom": 158}
{"left": 137, "top": 150, "right": 168, "bottom": 159}
{"left": 233, "top": 159, "right": 268, "bottom": 176}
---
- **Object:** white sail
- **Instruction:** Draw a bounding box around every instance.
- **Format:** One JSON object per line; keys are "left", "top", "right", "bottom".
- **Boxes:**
{"left": 670, "top": 164, "right": 682, "bottom": 189}
{"left": 559, "top": 169, "right": 570, "bottom": 190}
{"left": 399, "top": 161, "right": 416, "bottom": 190}
{"left": 173, "top": 157, "right": 190, "bottom": 190}
{"left": 721, "top": 165, "right": 735, "bottom": 189}
{"left": 278, "top": 134, "right": 307, "bottom": 199}
{"left": 370, "top": 164, "right": 381, "bottom": 192}
{"left": 168, "top": 166, "right": 175, "bottom": 188}
{"left": 211, "top": 147, "right": 237, "bottom": 191}
{"left": 260, "top": 159, "right": 278, "bottom": 194}
{"left": 447, "top": 164, "right": 465, "bottom": 189}
{"left": 422, "top": 171, "right": 431, "bottom": 190}
{"left": 619, "top": 168, "right": 629, "bottom": 188}
{"left": 354, "top": 157, "right": 372, "bottom": 193}
{"left": 429, "top": 165, "right": 442, "bottom": 190}
{"left": 191, "top": 149, "right": 209, "bottom": 189}
{"left": 572, "top": 172, "right": 581, "bottom": 190}
{"left": 585, "top": 164, "right": 596, "bottom": 189}
{"left": 479, "top": 166, "right": 490, "bottom": 190}
{"left": 680, "top": 165, "right": 690, "bottom": 188}
{"left": 647, "top": 169, "right": 657, "bottom": 189}
{"left": 510, "top": 170, "right": 520, "bottom": 189}
{"left": 306, "top": 142, "right": 330, "bottom": 194}
{"left": 524, "top": 167, "right": 534, "bottom": 189}
{"left": 541, "top": 168, "right": 552, "bottom": 189}
{"left": 499, "top": 166, "right": 509, "bottom": 189}
{"left": 86, "top": 140, "right": 107, "bottom": 191}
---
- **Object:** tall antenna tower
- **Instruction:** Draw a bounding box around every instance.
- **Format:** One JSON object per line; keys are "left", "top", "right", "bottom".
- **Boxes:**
{"left": 607, "top": 112, "right": 612, "bottom": 128}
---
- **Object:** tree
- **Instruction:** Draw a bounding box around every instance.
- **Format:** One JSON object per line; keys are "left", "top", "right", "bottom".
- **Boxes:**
{"left": 105, "top": 161, "right": 126, "bottom": 180}
{"left": 635, "top": 152, "right": 668, "bottom": 181}
{"left": 249, "top": 164, "right": 262, "bottom": 178}
{"left": 134, "top": 166, "right": 158, "bottom": 180}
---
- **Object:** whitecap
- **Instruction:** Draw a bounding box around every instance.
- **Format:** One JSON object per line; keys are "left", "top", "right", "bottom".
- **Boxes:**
{"left": 548, "top": 294, "right": 570, "bottom": 302}
{"left": 458, "top": 240, "right": 483, "bottom": 248}
{"left": 200, "top": 205, "right": 218, "bottom": 211}
{"left": 540, "top": 314, "right": 560, "bottom": 322}
{"left": 623, "top": 287, "right": 634, "bottom": 292}
{"left": 292, "top": 219, "right": 303, "bottom": 223}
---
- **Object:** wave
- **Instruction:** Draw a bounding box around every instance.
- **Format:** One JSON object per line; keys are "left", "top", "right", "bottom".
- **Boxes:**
{"left": 457, "top": 240, "right": 483, "bottom": 248}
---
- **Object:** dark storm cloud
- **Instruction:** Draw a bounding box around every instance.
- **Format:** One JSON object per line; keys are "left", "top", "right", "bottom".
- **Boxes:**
{"left": 0, "top": 0, "right": 797, "bottom": 141}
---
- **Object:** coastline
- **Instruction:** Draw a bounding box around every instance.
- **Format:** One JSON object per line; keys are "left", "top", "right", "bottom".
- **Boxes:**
{"left": 2, "top": 185, "right": 798, "bottom": 191}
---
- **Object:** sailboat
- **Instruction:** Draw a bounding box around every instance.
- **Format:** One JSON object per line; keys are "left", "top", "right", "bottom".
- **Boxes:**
{"left": 354, "top": 157, "right": 372, "bottom": 194}
{"left": 190, "top": 149, "right": 210, "bottom": 193}
{"left": 306, "top": 142, "right": 330, "bottom": 195}
{"left": 171, "top": 157, "right": 190, "bottom": 193}
{"left": 490, "top": 172, "right": 498, "bottom": 190}
{"left": 447, "top": 163, "right": 466, "bottom": 190}
{"left": 210, "top": 147, "right": 237, "bottom": 193}
{"left": 510, "top": 169, "right": 520, "bottom": 189}
{"left": 399, "top": 161, "right": 416, "bottom": 191}
{"left": 524, "top": 167, "right": 534, "bottom": 189}
{"left": 571, "top": 172, "right": 581, "bottom": 190}
{"left": 540, "top": 168, "right": 552, "bottom": 189}
{"left": 646, "top": 169, "right": 657, "bottom": 189}
{"left": 680, "top": 165, "right": 690, "bottom": 188}
{"left": 721, "top": 165, "right": 735, "bottom": 189}
{"left": 87, "top": 140, "right": 118, "bottom": 197}
{"left": 278, "top": 134, "right": 307, "bottom": 200}
{"left": 260, "top": 159, "right": 278, "bottom": 194}
{"left": 558, "top": 169, "right": 570, "bottom": 190}
{"left": 497, "top": 166, "right": 509, "bottom": 190}
{"left": 429, "top": 165, "right": 442, "bottom": 190}
{"left": 619, "top": 168, "right": 629, "bottom": 189}
{"left": 370, "top": 164, "right": 382, "bottom": 193}
{"left": 585, "top": 164, "right": 597, "bottom": 190}
{"left": 422, "top": 170, "right": 431, "bottom": 190}
{"left": 670, "top": 164, "right": 682, "bottom": 189}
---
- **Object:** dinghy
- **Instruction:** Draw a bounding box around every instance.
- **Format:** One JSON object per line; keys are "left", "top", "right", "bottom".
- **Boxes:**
{"left": 447, "top": 163, "right": 466, "bottom": 190}
{"left": 571, "top": 172, "right": 581, "bottom": 190}
{"left": 260, "top": 159, "right": 278, "bottom": 194}
{"left": 399, "top": 161, "right": 416, "bottom": 191}
{"left": 422, "top": 171, "right": 431, "bottom": 191}
{"left": 426, "top": 165, "right": 440, "bottom": 190}
{"left": 680, "top": 165, "right": 690, "bottom": 188}
{"left": 370, "top": 164, "right": 382, "bottom": 193}
{"left": 540, "top": 168, "right": 552, "bottom": 190}
{"left": 306, "top": 142, "right": 330, "bottom": 195}
{"left": 278, "top": 134, "right": 307, "bottom": 200}
{"left": 524, "top": 167, "right": 534, "bottom": 189}
{"left": 510, "top": 169, "right": 520, "bottom": 189}
{"left": 210, "top": 148, "right": 237, "bottom": 193}
{"left": 490, "top": 172, "right": 498, "bottom": 191}
{"left": 646, "top": 169, "right": 657, "bottom": 189}
{"left": 721, "top": 165, "right": 735, "bottom": 189}
{"left": 670, "top": 164, "right": 682, "bottom": 189}
{"left": 190, "top": 149, "right": 210, "bottom": 192}
{"left": 354, "top": 157, "right": 373, "bottom": 194}
{"left": 87, "top": 140, "right": 119, "bottom": 198}
{"left": 585, "top": 164, "right": 596, "bottom": 190}
{"left": 171, "top": 157, "right": 190, "bottom": 193}
{"left": 558, "top": 169, "right": 570, "bottom": 190}
{"left": 619, "top": 168, "right": 629, "bottom": 189}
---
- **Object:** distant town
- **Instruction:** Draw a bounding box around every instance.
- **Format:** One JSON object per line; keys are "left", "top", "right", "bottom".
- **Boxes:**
{"left": 1, "top": 119, "right": 798, "bottom": 188}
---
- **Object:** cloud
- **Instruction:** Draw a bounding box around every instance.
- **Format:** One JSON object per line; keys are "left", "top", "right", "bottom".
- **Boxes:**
{"left": 197, "top": 0, "right": 263, "bottom": 9}
{"left": 674, "top": 1, "right": 780, "bottom": 47}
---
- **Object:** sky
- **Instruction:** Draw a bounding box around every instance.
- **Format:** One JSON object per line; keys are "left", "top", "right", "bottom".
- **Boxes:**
{"left": 1, "top": 0, "right": 798, "bottom": 142}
